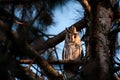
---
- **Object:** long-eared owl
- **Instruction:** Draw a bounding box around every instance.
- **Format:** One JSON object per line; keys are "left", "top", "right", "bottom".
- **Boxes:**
{"left": 62, "top": 26, "right": 82, "bottom": 60}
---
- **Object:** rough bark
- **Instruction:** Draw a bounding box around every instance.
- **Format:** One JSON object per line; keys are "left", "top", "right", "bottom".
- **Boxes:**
{"left": 81, "top": 1, "right": 114, "bottom": 80}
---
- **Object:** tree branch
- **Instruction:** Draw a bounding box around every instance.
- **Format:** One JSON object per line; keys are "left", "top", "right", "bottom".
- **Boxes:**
{"left": 16, "top": 65, "right": 43, "bottom": 80}
{"left": 35, "top": 18, "right": 87, "bottom": 53}
{"left": 78, "top": 0, "right": 91, "bottom": 13}
{"left": 19, "top": 59, "right": 83, "bottom": 65}
{"left": 0, "top": 7, "right": 87, "bottom": 80}
{"left": 0, "top": 20, "right": 63, "bottom": 80}
{"left": 0, "top": 7, "right": 88, "bottom": 55}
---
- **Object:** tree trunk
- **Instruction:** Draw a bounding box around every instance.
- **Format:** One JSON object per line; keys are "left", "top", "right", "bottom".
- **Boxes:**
{"left": 81, "top": 1, "right": 114, "bottom": 80}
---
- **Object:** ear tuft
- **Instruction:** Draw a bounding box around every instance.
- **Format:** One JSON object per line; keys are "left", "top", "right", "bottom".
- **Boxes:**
{"left": 72, "top": 26, "right": 78, "bottom": 33}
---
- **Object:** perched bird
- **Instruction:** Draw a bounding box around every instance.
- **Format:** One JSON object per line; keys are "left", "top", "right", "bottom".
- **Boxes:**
{"left": 62, "top": 26, "right": 82, "bottom": 79}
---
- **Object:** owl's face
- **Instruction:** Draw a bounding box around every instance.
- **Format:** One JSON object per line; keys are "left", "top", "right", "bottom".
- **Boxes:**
{"left": 65, "top": 27, "right": 79, "bottom": 43}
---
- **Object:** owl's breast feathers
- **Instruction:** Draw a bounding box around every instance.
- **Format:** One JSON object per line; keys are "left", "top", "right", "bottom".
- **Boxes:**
{"left": 63, "top": 42, "right": 82, "bottom": 60}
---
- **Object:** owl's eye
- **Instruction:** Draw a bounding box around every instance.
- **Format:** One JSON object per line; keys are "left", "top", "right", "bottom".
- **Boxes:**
{"left": 74, "top": 33, "right": 77, "bottom": 38}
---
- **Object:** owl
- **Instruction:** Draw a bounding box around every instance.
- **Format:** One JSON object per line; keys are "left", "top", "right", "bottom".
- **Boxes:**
{"left": 62, "top": 26, "right": 82, "bottom": 79}
{"left": 62, "top": 26, "right": 82, "bottom": 60}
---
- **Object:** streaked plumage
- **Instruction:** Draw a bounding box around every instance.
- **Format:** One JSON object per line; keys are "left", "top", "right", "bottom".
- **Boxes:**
{"left": 62, "top": 26, "right": 82, "bottom": 79}
{"left": 62, "top": 26, "right": 82, "bottom": 60}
